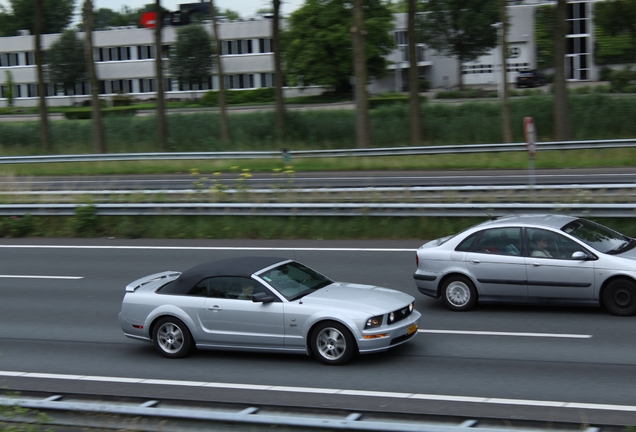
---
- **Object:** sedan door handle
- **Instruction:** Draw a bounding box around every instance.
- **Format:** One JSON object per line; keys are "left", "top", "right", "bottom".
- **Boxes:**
{"left": 470, "top": 259, "right": 481, "bottom": 264}
{"left": 208, "top": 305, "right": 222, "bottom": 311}
{"left": 531, "top": 262, "right": 541, "bottom": 267}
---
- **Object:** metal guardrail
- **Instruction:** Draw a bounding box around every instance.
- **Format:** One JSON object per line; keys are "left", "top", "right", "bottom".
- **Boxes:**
{"left": 1, "top": 203, "right": 634, "bottom": 217}
{"left": 0, "top": 138, "right": 635, "bottom": 164}
{"left": 0, "top": 394, "right": 606, "bottom": 432}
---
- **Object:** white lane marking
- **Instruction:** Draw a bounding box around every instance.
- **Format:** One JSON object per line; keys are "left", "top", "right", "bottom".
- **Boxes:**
{"left": 0, "top": 370, "right": 633, "bottom": 412}
{"left": 0, "top": 275, "right": 83, "bottom": 280}
{"left": 418, "top": 329, "right": 592, "bottom": 339}
{"left": 0, "top": 245, "right": 416, "bottom": 252}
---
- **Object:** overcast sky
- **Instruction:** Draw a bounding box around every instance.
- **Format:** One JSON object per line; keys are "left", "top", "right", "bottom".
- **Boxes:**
{"left": 0, "top": 0, "right": 304, "bottom": 20}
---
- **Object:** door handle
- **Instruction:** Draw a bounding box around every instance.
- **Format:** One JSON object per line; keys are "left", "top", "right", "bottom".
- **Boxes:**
{"left": 208, "top": 305, "right": 222, "bottom": 311}
{"left": 531, "top": 262, "right": 541, "bottom": 267}
{"left": 471, "top": 259, "right": 481, "bottom": 264}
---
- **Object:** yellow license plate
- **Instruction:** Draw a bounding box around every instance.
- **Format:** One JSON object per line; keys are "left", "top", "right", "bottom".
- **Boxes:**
{"left": 407, "top": 323, "right": 417, "bottom": 335}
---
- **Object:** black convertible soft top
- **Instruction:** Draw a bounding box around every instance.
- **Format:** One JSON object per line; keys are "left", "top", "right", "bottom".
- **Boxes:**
{"left": 159, "top": 256, "right": 288, "bottom": 294}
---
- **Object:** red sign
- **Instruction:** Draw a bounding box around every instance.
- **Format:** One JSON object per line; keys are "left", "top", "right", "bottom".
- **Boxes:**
{"left": 140, "top": 11, "right": 157, "bottom": 28}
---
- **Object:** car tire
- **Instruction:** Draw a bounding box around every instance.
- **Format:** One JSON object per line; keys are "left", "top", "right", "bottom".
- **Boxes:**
{"left": 152, "top": 317, "right": 193, "bottom": 358}
{"left": 311, "top": 321, "right": 356, "bottom": 365}
{"left": 603, "top": 279, "right": 636, "bottom": 316}
{"left": 442, "top": 275, "right": 477, "bottom": 311}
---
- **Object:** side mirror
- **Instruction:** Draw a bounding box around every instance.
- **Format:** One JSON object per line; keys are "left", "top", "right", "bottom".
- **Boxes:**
{"left": 572, "top": 251, "right": 588, "bottom": 260}
{"left": 252, "top": 292, "right": 276, "bottom": 303}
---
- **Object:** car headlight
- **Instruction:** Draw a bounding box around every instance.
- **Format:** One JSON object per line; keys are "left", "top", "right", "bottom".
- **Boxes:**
{"left": 388, "top": 312, "right": 395, "bottom": 324}
{"left": 409, "top": 302, "right": 414, "bottom": 312}
{"left": 365, "top": 315, "right": 383, "bottom": 329}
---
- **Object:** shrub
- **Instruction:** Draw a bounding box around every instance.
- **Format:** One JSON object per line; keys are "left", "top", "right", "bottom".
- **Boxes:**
{"left": 200, "top": 88, "right": 276, "bottom": 107}
{"left": 112, "top": 94, "right": 132, "bottom": 106}
{"left": 72, "top": 205, "right": 99, "bottom": 237}
{"left": 610, "top": 65, "right": 636, "bottom": 92}
{"left": 7, "top": 214, "right": 35, "bottom": 237}
{"left": 63, "top": 107, "right": 137, "bottom": 120}
{"left": 599, "top": 66, "right": 614, "bottom": 82}
{"left": 419, "top": 77, "right": 430, "bottom": 92}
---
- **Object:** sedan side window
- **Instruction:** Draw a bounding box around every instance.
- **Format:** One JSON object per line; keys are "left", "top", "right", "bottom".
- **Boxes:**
{"left": 527, "top": 228, "right": 585, "bottom": 260}
{"left": 472, "top": 228, "right": 521, "bottom": 256}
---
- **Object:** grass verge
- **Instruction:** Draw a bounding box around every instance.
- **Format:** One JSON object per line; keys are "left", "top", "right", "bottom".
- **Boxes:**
{"left": 0, "top": 147, "right": 634, "bottom": 176}
{"left": 4, "top": 214, "right": 636, "bottom": 241}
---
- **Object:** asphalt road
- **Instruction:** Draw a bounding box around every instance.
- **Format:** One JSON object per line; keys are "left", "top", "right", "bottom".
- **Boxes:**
{"left": 1, "top": 238, "right": 635, "bottom": 426}
{"left": 2, "top": 167, "right": 635, "bottom": 191}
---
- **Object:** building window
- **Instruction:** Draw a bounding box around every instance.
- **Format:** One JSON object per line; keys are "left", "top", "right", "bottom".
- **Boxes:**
{"left": 139, "top": 78, "right": 154, "bottom": 92}
{"left": 260, "top": 72, "right": 272, "bottom": 88}
{"left": 137, "top": 45, "right": 155, "bottom": 60}
{"left": 109, "top": 79, "right": 133, "bottom": 94}
{"left": 258, "top": 38, "right": 272, "bottom": 53}
{"left": 394, "top": 30, "right": 407, "bottom": 46}
{"left": 0, "top": 52, "right": 19, "bottom": 66}
{"left": 25, "top": 52, "right": 34, "bottom": 65}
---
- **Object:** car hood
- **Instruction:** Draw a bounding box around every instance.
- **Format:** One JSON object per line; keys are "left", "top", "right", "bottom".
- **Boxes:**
{"left": 609, "top": 247, "right": 636, "bottom": 262}
{"left": 300, "top": 282, "right": 413, "bottom": 315}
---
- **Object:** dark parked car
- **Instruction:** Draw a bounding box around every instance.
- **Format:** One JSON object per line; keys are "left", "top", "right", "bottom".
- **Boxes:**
{"left": 516, "top": 70, "right": 546, "bottom": 88}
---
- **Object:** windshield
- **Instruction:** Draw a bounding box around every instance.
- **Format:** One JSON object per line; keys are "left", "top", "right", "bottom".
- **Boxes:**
{"left": 561, "top": 219, "right": 632, "bottom": 254}
{"left": 257, "top": 261, "right": 333, "bottom": 301}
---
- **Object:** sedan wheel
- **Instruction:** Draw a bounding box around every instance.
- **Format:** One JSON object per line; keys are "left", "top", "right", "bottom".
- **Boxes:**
{"left": 153, "top": 317, "right": 193, "bottom": 358}
{"left": 312, "top": 321, "right": 356, "bottom": 365}
{"left": 603, "top": 279, "right": 636, "bottom": 316}
{"left": 442, "top": 276, "right": 477, "bottom": 311}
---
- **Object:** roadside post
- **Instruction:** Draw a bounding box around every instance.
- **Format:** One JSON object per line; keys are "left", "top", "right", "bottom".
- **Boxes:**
{"left": 524, "top": 117, "right": 537, "bottom": 190}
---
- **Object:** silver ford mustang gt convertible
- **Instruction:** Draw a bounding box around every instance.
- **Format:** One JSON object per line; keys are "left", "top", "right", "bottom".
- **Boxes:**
{"left": 119, "top": 256, "right": 420, "bottom": 365}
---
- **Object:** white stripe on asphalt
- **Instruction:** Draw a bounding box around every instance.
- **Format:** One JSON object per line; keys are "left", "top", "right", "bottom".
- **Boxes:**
{"left": 0, "top": 245, "right": 416, "bottom": 252}
{"left": 418, "top": 329, "right": 592, "bottom": 339}
{"left": 0, "top": 275, "right": 83, "bottom": 280}
{"left": 0, "top": 370, "right": 633, "bottom": 412}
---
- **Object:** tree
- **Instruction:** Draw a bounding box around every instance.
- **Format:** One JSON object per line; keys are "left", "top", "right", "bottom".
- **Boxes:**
{"left": 83, "top": 0, "right": 106, "bottom": 153}
{"left": 595, "top": 0, "right": 636, "bottom": 62}
{"left": 351, "top": 0, "right": 371, "bottom": 148}
{"left": 420, "top": 0, "right": 499, "bottom": 90}
{"left": 553, "top": 0, "right": 571, "bottom": 141}
{"left": 273, "top": 0, "right": 285, "bottom": 142}
{"left": 1, "top": 0, "right": 75, "bottom": 36}
{"left": 499, "top": 0, "right": 511, "bottom": 143}
{"left": 210, "top": 0, "right": 229, "bottom": 142}
{"left": 220, "top": 9, "right": 241, "bottom": 20}
{"left": 47, "top": 30, "right": 87, "bottom": 98}
{"left": 284, "top": 0, "right": 394, "bottom": 94}
{"left": 155, "top": 0, "right": 168, "bottom": 150}
{"left": 3, "top": 71, "right": 14, "bottom": 107}
{"left": 34, "top": 0, "right": 50, "bottom": 152}
{"left": 534, "top": 5, "right": 555, "bottom": 69}
{"left": 169, "top": 24, "right": 214, "bottom": 90}
{"left": 407, "top": 0, "right": 421, "bottom": 146}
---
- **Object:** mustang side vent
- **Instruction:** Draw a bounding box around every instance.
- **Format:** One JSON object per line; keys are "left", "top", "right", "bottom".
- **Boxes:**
{"left": 125, "top": 271, "right": 181, "bottom": 292}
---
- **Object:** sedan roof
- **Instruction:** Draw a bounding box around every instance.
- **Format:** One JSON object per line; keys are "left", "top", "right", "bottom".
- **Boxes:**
{"left": 161, "top": 256, "right": 288, "bottom": 295}
{"left": 478, "top": 214, "right": 578, "bottom": 230}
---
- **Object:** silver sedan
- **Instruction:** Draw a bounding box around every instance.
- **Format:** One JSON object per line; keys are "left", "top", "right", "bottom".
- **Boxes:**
{"left": 413, "top": 214, "right": 636, "bottom": 316}
{"left": 119, "top": 256, "right": 420, "bottom": 365}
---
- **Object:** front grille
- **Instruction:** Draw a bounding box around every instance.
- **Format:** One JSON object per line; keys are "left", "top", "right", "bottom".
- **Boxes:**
{"left": 388, "top": 304, "right": 412, "bottom": 325}
{"left": 390, "top": 329, "right": 416, "bottom": 346}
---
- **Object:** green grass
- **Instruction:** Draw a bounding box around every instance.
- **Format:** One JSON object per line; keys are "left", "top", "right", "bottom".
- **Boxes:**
{"left": 3, "top": 95, "right": 636, "bottom": 156}
{"left": 4, "top": 214, "right": 636, "bottom": 241}
{"left": 0, "top": 147, "right": 633, "bottom": 177}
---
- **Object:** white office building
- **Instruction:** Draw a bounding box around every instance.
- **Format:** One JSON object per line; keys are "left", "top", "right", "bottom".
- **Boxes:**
{"left": 0, "top": 1, "right": 598, "bottom": 107}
